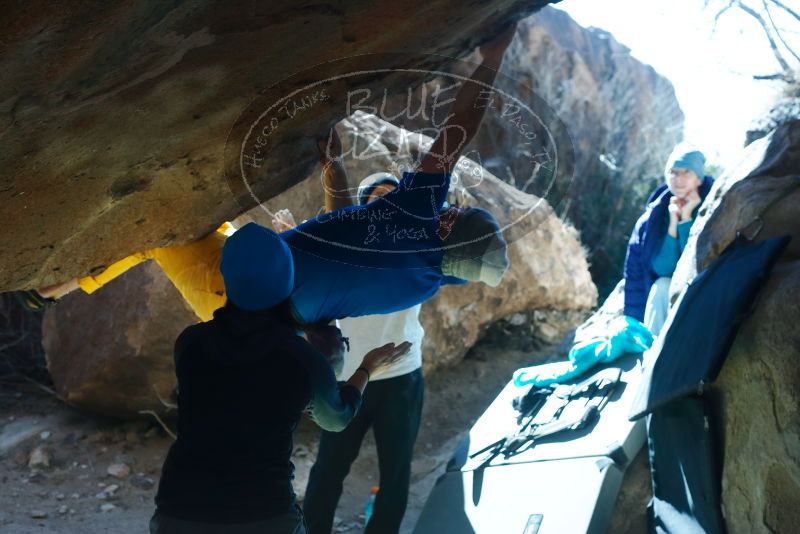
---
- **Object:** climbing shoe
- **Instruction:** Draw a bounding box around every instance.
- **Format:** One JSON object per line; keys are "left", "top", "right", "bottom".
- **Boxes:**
{"left": 16, "top": 290, "right": 57, "bottom": 312}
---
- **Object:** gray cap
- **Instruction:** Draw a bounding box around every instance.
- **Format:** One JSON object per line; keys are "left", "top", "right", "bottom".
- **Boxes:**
{"left": 665, "top": 144, "right": 706, "bottom": 180}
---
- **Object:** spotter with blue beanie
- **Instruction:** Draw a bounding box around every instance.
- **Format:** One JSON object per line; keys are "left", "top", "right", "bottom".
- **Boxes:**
{"left": 150, "top": 222, "right": 411, "bottom": 534}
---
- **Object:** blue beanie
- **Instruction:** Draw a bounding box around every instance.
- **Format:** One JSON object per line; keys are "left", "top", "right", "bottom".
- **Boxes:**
{"left": 220, "top": 222, "right": 294, "bottom": 311}
{"left": 665, "top": 146, "right": 705, "bottom": 180}
{"left": 357, "top": 172, "right": 400, "bottom": 205}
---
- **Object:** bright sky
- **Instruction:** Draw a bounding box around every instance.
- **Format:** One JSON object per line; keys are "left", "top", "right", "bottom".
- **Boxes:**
{"left": 555, "top": 0, "right": 800, "bottom": 169}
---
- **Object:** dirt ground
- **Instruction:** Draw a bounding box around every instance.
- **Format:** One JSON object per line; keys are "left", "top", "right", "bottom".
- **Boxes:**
{"left": 0, "top": 327, "right": 567, "bottom": 534}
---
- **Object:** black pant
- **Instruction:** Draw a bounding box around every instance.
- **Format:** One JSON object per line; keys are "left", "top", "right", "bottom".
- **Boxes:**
{"left": 646, "top": 397, "right": 725, "bottom": 534}
{"left": 303, "top": 368, "right": 424, "bottom": 534}
{"left": 149, "top": 506, "right": 306, "bottom": 534}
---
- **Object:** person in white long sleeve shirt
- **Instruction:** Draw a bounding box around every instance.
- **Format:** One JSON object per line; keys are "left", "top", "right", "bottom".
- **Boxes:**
{"left": 270, "top": 159, "right": 428, "bottom": 534}
{"left": 299, "top": 165, "right": 427, "bottom": 534}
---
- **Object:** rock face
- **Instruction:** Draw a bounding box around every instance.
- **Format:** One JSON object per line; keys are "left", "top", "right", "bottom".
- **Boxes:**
{"left": 391, "top": 6, "right": 684, "bottom": 297}
{"left": 519, "top": 7, "right": 683, "bottom": 297}
{"left": 0, "top": 0, "right": 554, "bottom": 292}
{"left": 42, "top": 262, "right": 196, "bottom": 417}
{"left": 669, "top": 120, "right": 800, "bottom": 533}
{"left": 0, "top": 293, "right": 47, "bottom": 382}
{"left": 520, "top": 8, "right": 683, "bottom": 182}
{"left": 718, "top": 263, "right": 800, "bottom": 533}
{"left": 42, "top": 112, "right": 596, "bottom": 416}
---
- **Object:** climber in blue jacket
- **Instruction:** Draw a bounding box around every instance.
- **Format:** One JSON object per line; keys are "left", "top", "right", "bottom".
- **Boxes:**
{"left": 623, "top": 144, "right": 714, "bottom": 335}
{"left": 279, "top": 24, "right": 516, "bottom": 327}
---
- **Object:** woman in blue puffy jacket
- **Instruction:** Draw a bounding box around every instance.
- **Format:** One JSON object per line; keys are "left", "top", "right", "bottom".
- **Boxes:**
{"left": 623, "top": 144, "right": 714, "bottom": 335}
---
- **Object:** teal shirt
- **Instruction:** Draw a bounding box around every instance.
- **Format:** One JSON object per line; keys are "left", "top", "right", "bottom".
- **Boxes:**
{"left": 651, "top": 220, "right": 693, "bottom": 277}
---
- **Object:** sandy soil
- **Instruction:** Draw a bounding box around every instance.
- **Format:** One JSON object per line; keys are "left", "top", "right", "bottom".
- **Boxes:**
{"left": 0, "top": 329, "right": 564, "bottom": 534}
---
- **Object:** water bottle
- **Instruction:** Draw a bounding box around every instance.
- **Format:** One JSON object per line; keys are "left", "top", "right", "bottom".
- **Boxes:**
{"left": 364, "top": 486, "right": 380, "bottom": 525}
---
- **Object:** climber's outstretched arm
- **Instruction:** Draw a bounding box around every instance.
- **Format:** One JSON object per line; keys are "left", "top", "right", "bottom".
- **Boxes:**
{"left": 24, "top": 251, "right": 150, "bottom": 311}
{"left": 417, "top": 23, "right": 517, "bottom": 174}
{"left": 35, "top": 252, "right": 151, "bottom": 301}
{"left": 317, "top": 129, "right": 353, "bottom": 212}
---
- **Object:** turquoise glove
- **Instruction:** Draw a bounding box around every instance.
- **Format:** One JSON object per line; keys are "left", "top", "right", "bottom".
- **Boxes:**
{"left": 513, "top": 316, "right": 653, "bottom": 387}
{"left": 568, "top": 338, "right": 608, "bottom": 366}
{"left": 596, "top": 316, "right": 653, "bottom": 363}
{"left": 513, "top": 352, "right": 600, "bottom": 387}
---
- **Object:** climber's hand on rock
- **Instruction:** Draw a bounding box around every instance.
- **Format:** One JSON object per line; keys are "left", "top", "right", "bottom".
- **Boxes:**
{"left": 419, "top": 27, "right": 513, "bottom": 175}
{"left": 480, "top": 22, "right": 517, "bottom": 64}
{"left": 317, "top": 128, "right": 343, "bottom": 167}
{"left": 271, "top": 209, "right": 297, "bottom": 232}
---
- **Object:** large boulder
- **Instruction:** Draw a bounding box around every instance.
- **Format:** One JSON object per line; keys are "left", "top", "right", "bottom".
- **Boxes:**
{"left": 42, "top": 112, "right": 596, "bottom": 416}
{"left": 717, "top": 262, "right": 800, "bottom": 533}
{"left": 0, "top": 293, "right": 47, "bottom": 382}
{"left": 42, "top": 262, "right": 196, "bottom": 418}
{"left": 607, "top": 120, "right": 800, "bottom": 532}
{"left": 0, "top": 0, "right": 555, "bottom": 292}
{"left": 669, "top": 120, "right": 800, "bottom": 532}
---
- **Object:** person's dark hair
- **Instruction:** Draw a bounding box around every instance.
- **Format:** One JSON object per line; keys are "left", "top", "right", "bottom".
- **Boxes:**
{"left": 274, "top": 298, "right": 302, "bottom": 329}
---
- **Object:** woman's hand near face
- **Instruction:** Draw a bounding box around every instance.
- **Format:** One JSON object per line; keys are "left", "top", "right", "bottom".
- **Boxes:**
{"left": 667, "top": 197, "right": 682, "bottom": 236}
{"left": 668, "top": 197, "right": 682, "bottom": 220}
{"left": 680, "top": 190, "right": 701, "bottom": 221}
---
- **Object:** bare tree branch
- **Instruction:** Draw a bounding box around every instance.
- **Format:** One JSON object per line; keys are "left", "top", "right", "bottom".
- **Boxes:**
{"left": 711, "top": 1, "right": 738, "bottom": 37}
{"left": 770, "top": 0, "right": 800, "bottom": 23}
{"left": 737, "top": 1, "right": 792, "bottom": 72}
{"left": 763, "top": 0, "right": 800, "bottom": 64}
{"left": 753, "top": 72, "right": 791, "bottom": 80}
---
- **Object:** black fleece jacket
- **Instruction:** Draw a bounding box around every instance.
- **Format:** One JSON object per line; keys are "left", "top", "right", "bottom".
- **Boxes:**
{"left": 154, "top": 303, "right": 361, "bottom": 523}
